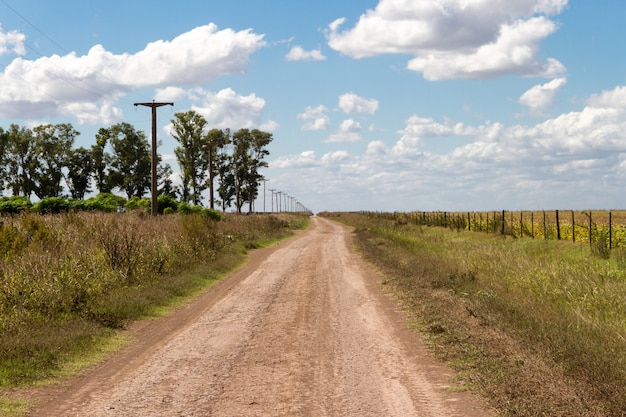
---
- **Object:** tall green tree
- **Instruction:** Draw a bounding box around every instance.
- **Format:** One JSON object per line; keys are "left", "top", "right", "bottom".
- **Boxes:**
{"left": 0, "top": 127, "right": 8, "bottom": 193}
{"left": 171, "top": 111, "right": 210, "bottom": 205}
{"left": 102, "top": 122, "right": 151, "bottom": 198}
{"left": 157, "top": 163, "right": 178, "bottom": 198}
{"left": 215, "top": 138, "right": 235, "bottom": 213}
{"left": 231, "top": 128, "right": 273, "bottom": 213}
{"left": 65, "top": 146, "right": 93, "bottom": 199}
{"left": 32, "top": 123, "right": 78, "bottom": 199}
{"left": 4, "top": 124, "right": 37, "bottom": 198}
{"left": 206, "top": 128, "right": 230, "bottom": 209}
{"left": 92, "top": 128, "right": 112, "bottom": 193}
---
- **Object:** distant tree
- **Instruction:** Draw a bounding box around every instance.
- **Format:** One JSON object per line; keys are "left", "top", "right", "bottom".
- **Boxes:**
{"left": 92, "top": 128, "right": 111, "bottom": 193}
{"left": 32, "top": 123, "right": 78, "bottom": 199}
{"left": 171, "top": 110, "right": 210, "bottom": 205}
{"left": 158, "top": 163, "right": 178, "bottom": 199}
{"left": 65, "top": 146, "right": 93, "bottom": 199}
{"left": 0, "top": 127, "right": 8, "bottom": 193}
{"left": 4, "top": 124, "right": 38, "bottom": 199}
{"left": 206, "top": 128, "right": 230, "bottom": 209}
{"left": 215, "top": 140, "right": 235, "bottom": 212}
{"left": 102, "top": 122, "right": 151, "bottom": 198}
{"left": 231, "top": 128, "right": 272, "bottom": 213}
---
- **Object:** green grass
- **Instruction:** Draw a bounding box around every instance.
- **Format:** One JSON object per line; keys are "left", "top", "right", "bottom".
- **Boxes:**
{"left": 324, "top": 211, "right": 626, "bottom": 416}
{"left": 0, "top": 211, "right": 309, "bottom": 399}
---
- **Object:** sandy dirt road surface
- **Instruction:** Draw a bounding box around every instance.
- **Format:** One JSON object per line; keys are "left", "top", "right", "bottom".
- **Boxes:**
{"left": 28, "top": 216, "right": 492, "bottom": 416}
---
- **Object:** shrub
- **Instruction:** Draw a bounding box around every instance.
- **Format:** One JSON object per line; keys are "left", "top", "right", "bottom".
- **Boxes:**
{"left": 157, "top": 195, "right": 178, "bottom": 214}
{"left": 33, "top": 197, "right": 71, "bottom": 214}
{"left": 201, "top": 207, "right": 221, "bottom": 221}
{"left": 0, "top": 196, "right": 32, "bottom": 214}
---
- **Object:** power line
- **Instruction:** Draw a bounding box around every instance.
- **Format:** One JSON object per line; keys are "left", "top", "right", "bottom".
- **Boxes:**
{"left": 0, "top": 0, "right": 152, "bottom": 105}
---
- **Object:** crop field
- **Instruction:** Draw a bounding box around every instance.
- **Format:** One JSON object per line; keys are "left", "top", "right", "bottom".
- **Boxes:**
{"left": 369, "top": 209, "right": 626, "bottom": 250}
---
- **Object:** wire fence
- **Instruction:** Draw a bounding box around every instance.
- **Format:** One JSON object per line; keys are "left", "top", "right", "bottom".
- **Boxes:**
{"left": 361, "top": 210, "right": 626, "bottom": 250}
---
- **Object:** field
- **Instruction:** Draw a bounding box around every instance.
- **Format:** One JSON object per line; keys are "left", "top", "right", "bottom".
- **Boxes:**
{"left": 387, "top": 210, "right": 626, "bottom": 248}
{"left": 0, "top": 211, "right": 308, "bottom": 399}
{"left": 322, "top": 211, "right": 626, "bottom": 416}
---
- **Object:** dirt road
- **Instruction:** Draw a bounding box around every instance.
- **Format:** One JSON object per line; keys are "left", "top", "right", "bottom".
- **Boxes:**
{"left": 29, "top": 217, "right": 492, "bottom": 416}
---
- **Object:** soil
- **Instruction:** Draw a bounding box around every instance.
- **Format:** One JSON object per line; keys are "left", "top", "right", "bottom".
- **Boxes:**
{"left": 24, "top": 217, "right": 494, "bottom": 416}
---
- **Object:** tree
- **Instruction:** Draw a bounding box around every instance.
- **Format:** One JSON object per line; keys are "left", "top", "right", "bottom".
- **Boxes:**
{"left": 32, "top": 123, "right": 78, "bottom": 199}
{"left": 206, "top": 128, "right": 230, "bottom": 209}
{"left": 92, "top": 128, "right": 112, "bottom": 193}
{"left": 65, "top": 147, "right": 93, "bottom": 199}
{"left": 215, "top": 139, "right": 235, "bottom": 212}
{"left": 158, "top": 163, "right": 178, "bottom": 198}
{"left": 103, "top": 123, "right": 151, "bottom": 198}
{"left": 231, "top": 128, "right": 273, "bottom": 213}
{"left": 171, "top": 111, "right": 209, "bottom": 205}
{"left": 0, "top": 127, "right": 8, "bottom": 193}
{"left": 4, "top": 124, "right": 37, "bottom": 198}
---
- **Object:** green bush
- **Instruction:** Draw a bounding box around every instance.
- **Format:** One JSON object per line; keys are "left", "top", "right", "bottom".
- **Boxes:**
{"left": 34, "top": 197, "right": 71, "bottom": 214}
{"left": 157, "top": 195, "right": 178, "bottom": 214}
{"left": 0, "top": 196, "right": 32, "bottom": 214}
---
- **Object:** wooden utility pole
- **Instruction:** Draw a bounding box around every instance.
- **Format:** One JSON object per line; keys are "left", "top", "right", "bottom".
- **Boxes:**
{"left": 134, "top": 100, "right": 173, "bottom": 216}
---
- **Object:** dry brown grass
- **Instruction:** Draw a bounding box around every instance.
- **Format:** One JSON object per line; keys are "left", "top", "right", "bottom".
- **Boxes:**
{"left": 0, "top": 211, "right": 306, "bottom": 389}
{"left": 325, "top": 211, "right": 626, "bottom": 416}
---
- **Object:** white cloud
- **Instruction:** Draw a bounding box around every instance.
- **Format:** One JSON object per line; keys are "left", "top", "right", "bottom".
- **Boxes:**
{"left": 272, "top": 150, "right": 318, "bottom": 168}
{"left": 0, "top": 26, "right": 25, "bottom": 56}
{"left": 338, "top": 92, "right": 379, "bottom": 114}
{"left": 397, "top": 115, "right": 478, "bottom": 141}
{"left": 269, "top": 84, "right": 626, "bottom": 212}
{"left": 327, "top": 0, "right": 567, "bottom": 80}
{"left": 190, "top": 88, "right": 267, "bottom": 129}
{"left": 0, "top": 23, "right": 265, "bottom": 123}
{"left": 325, "top": 118, "right": 362, "bottom": 143}
{"left": 285, "top": 45, "right": 326, "bottom": 61}
{"left": 162, "top": 87, "right": 272, "bottom": 134}
{"left": 155, "top": 86, "right": 188, "bottom": 102}
{"left": 297, "top": 105, "right": 330, "bottom": 130}
{"left": 518, "top": 77, "right": 567, "bottom": 116}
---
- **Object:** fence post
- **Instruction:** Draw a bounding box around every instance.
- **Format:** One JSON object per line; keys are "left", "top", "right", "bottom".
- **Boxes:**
{"left": 589, "top": 210, "right": 593, "bottom": 246}
{"left": 572, "top": 210, "right": 575, "bottom": 243}
{"left": 610, "top": 211, "right": 613, "bottom": 250}
{"left": 531, "top": 211, "right": 535, "bottom": 238}
{"left": 501, "top": 210, "right": 505, "bottom": 235}
{"left": 543, "top": 211, "right": 547, "bottom": 240}
{"left": 556, "top": 210, "right": 561, "bottom": 240}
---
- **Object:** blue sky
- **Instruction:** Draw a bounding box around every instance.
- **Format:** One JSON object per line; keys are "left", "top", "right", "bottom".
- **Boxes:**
{"left": 1, "top": 0, "right": 626, "bottom": 213}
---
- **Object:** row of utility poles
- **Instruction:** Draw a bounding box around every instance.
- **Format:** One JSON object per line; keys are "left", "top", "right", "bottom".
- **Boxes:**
{"left": 260, "top": 179, "right": 311, "bottom": 214}
{"left": 131, "top": 101, "right": 310, "bottom": 216}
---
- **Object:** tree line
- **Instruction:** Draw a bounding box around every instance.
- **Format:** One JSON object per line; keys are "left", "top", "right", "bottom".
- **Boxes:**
{"left": 0, "top": 110, "right": 272, "bottom": 213}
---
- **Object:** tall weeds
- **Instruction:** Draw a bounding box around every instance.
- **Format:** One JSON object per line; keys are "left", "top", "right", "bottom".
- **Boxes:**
{"left": 0, "top": 211, "right": 301, "bottom": 387}
{"left": 328, "top": 212, "right": 626, "bottom": 416}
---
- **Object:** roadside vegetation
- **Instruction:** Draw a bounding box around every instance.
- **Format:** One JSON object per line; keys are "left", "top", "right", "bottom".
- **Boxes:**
{"left": 322, "top": 211, "right": 626, "bottom": 416}
{"left": 0, "top": 211, "right": 308, "bottom": 405}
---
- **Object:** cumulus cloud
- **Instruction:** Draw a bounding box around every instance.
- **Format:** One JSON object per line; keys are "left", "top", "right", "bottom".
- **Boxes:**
{"left": 0, "top": 26, "right": 25, "bottom": 56}
{"left": 285, "top": 45, "right": 326, "bottom": 61}
{"left": 270, "top": 84, "right": 626, "bottom": 212}
{"left": 327, "top": 0, "right": 567, "bottom": 80}
{"left": 325, "top": 118, "right": 362, "bottom": 143}
{"left": 518, "top": 77, "right": 567, "bottom": 116}
{"left": 0, "top": 23, "right": 266, "bottom": 123}
{"left": 190, "top": 88, "right": 268, "bottom": 129}
{"left": 297, "top": 105, "right": 330, "bottom": 130}
{"left": 338, "top": 92, "right": 379, "bottom": 115}
{"left": 161, "top": 87, "right": 275, "bottom": 134}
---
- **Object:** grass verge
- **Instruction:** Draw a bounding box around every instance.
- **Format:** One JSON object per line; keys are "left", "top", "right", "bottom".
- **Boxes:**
{"left": 0, "top": 211, "right": 309, "bottom": 414}
{"left": 323, "top": 211, "right": 626, "bottom": 416}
